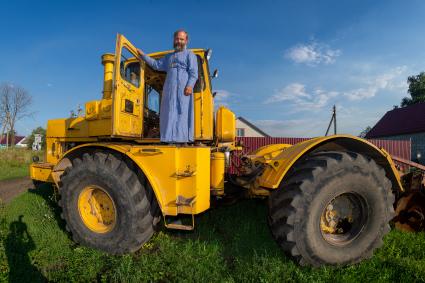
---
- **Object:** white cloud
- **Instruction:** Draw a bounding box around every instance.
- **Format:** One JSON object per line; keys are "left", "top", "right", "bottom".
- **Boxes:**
{"left": 285, "top": 41, "right": 341, "bottom": 65}
{"left": 265, "top": 66, "right": 408, "bottom": 110}
{"left": 343, "top": 66, "right": 407, "bottom": 100}
{"left": 213, "top": 89, "right": 230, "bottom": 101}
{"left": 265, "top": 83, "right": 338, "bottom": 111}
{"left": 265, "top": 83, "right": 309, "bottom": 103}
{"left": 212, "top": 89, "right": 243, "bottom": 108}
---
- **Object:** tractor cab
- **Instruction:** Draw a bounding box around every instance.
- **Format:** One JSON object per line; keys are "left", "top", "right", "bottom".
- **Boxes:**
{"left": 105, "top": 34, "right": 218, "bottom": 142}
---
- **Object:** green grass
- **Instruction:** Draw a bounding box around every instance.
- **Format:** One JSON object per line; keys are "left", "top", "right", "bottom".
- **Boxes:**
{"left": 1, "top": 184, "right": 425, "bottom": 282}
{"left": 0, "top": 148, "right": 44, "bottom": 181}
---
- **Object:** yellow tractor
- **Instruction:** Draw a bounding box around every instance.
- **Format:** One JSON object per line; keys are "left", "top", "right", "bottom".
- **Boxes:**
{"left": 30, "top": 34, "right": 402, "bottom": 267}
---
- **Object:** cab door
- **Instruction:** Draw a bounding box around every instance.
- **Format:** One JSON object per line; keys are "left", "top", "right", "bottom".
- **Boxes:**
{"left": 112, "top": 34, "right": 144, "bottom": 137}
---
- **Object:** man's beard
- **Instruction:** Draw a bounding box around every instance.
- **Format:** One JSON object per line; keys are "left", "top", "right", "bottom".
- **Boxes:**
{"left": 174, "top": 43, "right": 186, "bottom": 51}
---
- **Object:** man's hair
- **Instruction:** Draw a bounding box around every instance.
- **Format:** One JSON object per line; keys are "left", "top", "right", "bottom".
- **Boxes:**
{"left": 174, "top": 29, "right": 189, "bottom": 40}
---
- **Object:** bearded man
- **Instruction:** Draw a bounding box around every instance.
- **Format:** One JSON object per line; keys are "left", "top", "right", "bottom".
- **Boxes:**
{"left": 138, "top": 30, "right": 198, "bottom": 144}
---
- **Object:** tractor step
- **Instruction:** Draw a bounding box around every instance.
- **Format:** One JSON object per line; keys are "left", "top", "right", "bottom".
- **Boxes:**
{"left": 165, "top": 223, "right": 194, "bottom": 231}
{"left": 163, "top": 214, "right": 195, "bottom": 231}
{"left": 162, "top": 195, "right": 196, "bottom": 230}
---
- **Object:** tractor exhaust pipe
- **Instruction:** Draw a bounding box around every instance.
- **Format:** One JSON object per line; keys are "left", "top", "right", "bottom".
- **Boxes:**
{"left": 101, "top": 53, "right": 115, "bottom": 99}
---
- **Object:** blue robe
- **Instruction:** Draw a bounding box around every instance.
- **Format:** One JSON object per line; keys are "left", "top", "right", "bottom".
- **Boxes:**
{"left": 142, "top": 49, "right": 198, "bottom": 143}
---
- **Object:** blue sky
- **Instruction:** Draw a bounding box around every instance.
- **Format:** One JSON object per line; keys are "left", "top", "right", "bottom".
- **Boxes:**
{"left": 1, "top": 0, "right": 424, "bottom": 137}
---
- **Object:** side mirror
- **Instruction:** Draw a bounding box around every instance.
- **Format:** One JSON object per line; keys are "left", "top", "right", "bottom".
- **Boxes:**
{"left": 212, "top": 69, "right": 219, "bottom": 79}
{"left": 206, "top": 49, "right": 213, "bottom": 60}
{"left": 213, "top": 92, "right": 217, "bottom": 98}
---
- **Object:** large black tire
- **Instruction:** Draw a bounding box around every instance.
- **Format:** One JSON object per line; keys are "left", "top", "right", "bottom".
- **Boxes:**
{"left": 268, "top": 151, "right": 395, "bottom": 266}
{"left": 58, "top": 151, "right": 160, "bottom": 254}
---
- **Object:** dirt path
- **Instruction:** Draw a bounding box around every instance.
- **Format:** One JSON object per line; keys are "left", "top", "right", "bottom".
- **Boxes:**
{"left": 0, "top": 176, "right": 34, "bottom": 204}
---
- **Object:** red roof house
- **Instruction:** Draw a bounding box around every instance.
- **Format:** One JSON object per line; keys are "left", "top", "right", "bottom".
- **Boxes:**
{"left": 366, "top": 102, "right": 425, "bottom": 164}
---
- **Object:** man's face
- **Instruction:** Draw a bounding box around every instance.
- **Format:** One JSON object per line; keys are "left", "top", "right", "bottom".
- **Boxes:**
{"left": 173, "top": 32, "right": 188, "bottom": 51}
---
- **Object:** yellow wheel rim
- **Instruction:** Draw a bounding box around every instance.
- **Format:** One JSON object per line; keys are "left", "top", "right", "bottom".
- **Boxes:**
{"left": 320, "top": 192, "right": 367, "bottom": 246}
{"left": 78, "top": 185, "right": 116, "bottom": 233}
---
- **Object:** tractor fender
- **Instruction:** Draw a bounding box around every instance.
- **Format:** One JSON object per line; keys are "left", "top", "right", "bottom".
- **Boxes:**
{"left": 51, "top": 143, "right": 166, "bottom": 212}
{"left": 250, "top": 143, "right": 292, "bottom": 157}
{"left": 258, "top": 134, "right": 403, "bottom": 193}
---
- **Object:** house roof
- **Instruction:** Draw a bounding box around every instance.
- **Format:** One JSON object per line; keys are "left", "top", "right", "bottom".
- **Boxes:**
{"left": 366, "top": 102, "right": 425, "bottom": 138}
{"left": 237, "top": 117, "right": 270, "bottom": 137}
{"left": 16, "top": 136, "right": 28, "bottom": 145}
{"left": 0, "top": 135, "right": 26, "bottom": 145}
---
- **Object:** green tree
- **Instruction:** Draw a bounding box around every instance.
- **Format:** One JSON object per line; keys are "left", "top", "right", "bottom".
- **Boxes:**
{"left": 26, "top": 127, "right": 46, "bottom": 150}
{"left": 359, "top": 126, "right": 372, "bottom": 138}
{"left": 401, "top": 72, "right": 425, "bottom": 107}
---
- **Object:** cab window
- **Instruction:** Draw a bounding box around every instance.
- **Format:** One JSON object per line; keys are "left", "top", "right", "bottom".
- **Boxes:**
{"left": 193, "top": 55, "right": 205, "bottom": 92}
{"left": 146, "top": 86, "right": 160, "bottom": 113}
{"left": 143, "top": 64, "right": 163, "bottom": 138}
{"left": 120, "top": 47, "right": 141, "bottom": 88}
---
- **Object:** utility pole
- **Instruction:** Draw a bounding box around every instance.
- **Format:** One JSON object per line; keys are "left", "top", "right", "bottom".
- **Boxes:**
{"left": 325, "top": 105, "right": 337, "bottom": 136}
{"left": 333, "top": 105, "right": 337, "bottom": 135}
